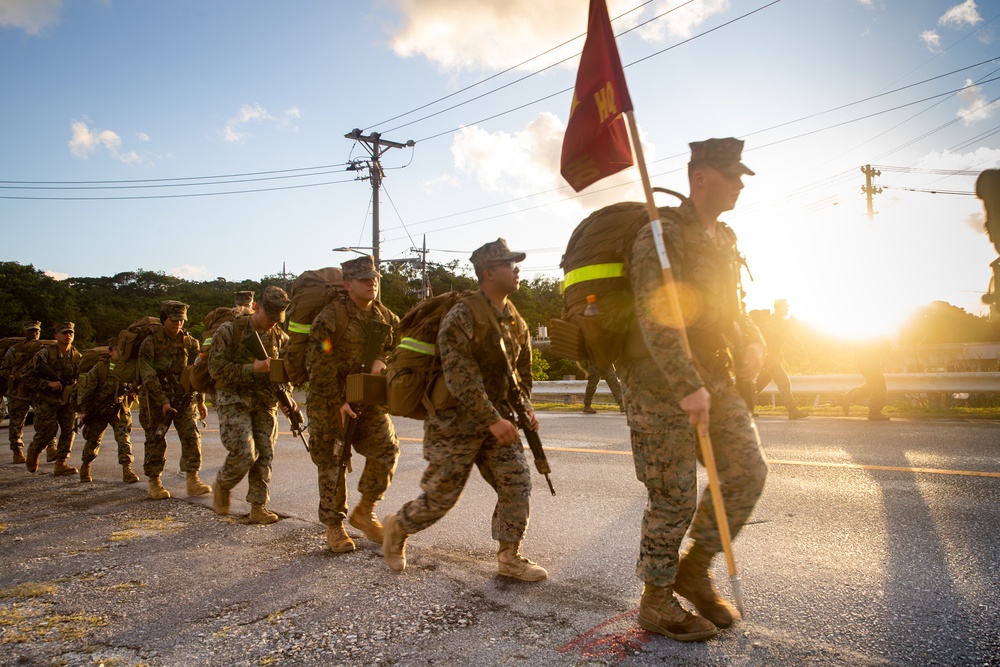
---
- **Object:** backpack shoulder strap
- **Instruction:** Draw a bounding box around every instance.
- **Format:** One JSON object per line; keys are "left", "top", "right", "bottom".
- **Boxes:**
{"left": 460, "top": 292, "right": 497, "bottom": 351}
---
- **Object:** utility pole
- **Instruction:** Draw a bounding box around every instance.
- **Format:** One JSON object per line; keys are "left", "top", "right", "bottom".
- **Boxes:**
{"left": 410, "top": 234, "right": 432, "bottom": 299}
{"left": 861, "top": 164, "right": 882, "bottom": 222}
{"left": 344, "top": 129, "right": 415, "bottom": 267}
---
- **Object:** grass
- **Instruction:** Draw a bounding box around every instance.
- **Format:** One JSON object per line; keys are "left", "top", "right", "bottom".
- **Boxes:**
{"left": 532, "top": 401, "right": 1000, "bottom": 419}
{"left": 109, "top": 517, "right": 186, "bottom": 542}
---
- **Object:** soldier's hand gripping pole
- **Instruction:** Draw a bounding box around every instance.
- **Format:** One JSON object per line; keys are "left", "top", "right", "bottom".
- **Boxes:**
{"left": 628, "top": 110, "right": 744, "bottom": 615}
{"left": 242, "top": 328, "right": 309, "bottom": 451}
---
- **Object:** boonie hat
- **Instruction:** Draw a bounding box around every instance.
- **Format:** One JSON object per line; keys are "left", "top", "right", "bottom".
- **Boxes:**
{"left": 689, "top": 137, "right": 754, "bottom": 176}
{"left": 260, "top": 285, "right": 291, "bottom": 323}
{"left": 341, "top": 255, "right": 381, "bottom": 281}
{"left": 470, "top": 238, "right": 526, "bottom": 273}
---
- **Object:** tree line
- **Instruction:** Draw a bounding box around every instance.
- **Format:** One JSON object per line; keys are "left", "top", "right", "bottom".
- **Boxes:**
{"left": 2, "top": 260, "right": 997, "bottom": 379}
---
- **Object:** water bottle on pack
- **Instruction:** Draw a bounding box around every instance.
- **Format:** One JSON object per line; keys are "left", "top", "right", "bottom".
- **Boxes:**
{"left": 583, "top": 294, "right": 599, "bottom": 317}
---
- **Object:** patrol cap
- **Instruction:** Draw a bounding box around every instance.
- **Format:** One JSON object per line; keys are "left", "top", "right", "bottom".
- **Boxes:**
{"left": 689, "top": 137, "right": 754, "bottom": 176}
{"left": 234, "top": 291, "right": 254, "bottom": 307}
{"left": 470, "top": 238, "right": 526, "bottom": 273}
{"left": 160, "top": 300, "right": 189, "bottom": 322}
{"left": 260, "top": 285, "right": 291, "bottom": 323}
{"left": 342, "top": 255, "right": 381, "bottom": 281}
{"left": 106, "top": 337, "right": 119, "bottom": 349}
{"left": 23, "top": 320, "right": 41, "bottom": 332}
{"left": 54, "top": 321, "right": 75, "bottom": 334}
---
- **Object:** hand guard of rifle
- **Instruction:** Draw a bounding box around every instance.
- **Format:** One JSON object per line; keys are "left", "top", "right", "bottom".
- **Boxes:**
{"left": 242, "top": 328, "right": 310, "bottom": 452}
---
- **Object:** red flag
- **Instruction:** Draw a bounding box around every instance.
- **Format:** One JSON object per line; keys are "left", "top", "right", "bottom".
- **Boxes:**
{"left": 560, "top": 0, "right": 634, "bottom": 192}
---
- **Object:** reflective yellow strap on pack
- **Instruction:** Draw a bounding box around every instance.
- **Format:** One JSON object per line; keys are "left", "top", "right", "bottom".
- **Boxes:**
{"left": 398, "top": 337, "right": 435, "bottom": 356}
{"left": 203, "top": 337, "right": 214, "bottom": 347}
{"left": 562, "top": 263, "right": 625, "bottom": 291}
{"left": 288, "top": 321, "right": 311, "bottom": 335}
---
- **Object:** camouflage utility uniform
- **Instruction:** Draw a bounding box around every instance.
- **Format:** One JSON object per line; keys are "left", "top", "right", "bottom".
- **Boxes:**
{"left": 138, "top": 326, "right": 203, "bottom": 478}
{"left": 306, "top": 296, "right": 400, "bottom": 527}
{"left": 208, "top": 315, "right": 289, "bottom": 506}
{"left": 619, "top": 199, "right": 768, "bottom": 588}
{"left": 23, "top": 344, "right": 81, "bottom": 466}
{"left": 77, "top": 357, "right": 135, "bottom": 468}
{"left": 2, "top": 342, "right": 33, "bottom": 455}
{"left": 394, "top": 294, "right": 534, "bottom": 542}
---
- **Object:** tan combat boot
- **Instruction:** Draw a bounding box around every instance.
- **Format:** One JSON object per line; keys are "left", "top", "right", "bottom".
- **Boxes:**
{"left": 249, "top": 503, "right": 279, "bottom": 525}
{"left": 638, "top": 583, "right": 718, "bottom": 641}
{"left": 326, "top": 522, "right": 355, "bottom": 553}
{"left": 25, "top": 447, "right": 39, "bottom": 473}
{"left": 185, "top": 471, "right": 211, "bottom": 496}
{"left": 45, "top": 444, "right": 58, "bottom": 463}
{"left": 147, "top": 476, "right": 171, "bottom": 500}
{"left": 122, "top": 463, "right": 139, "bottom": 484}
{"left": 213, "top": 484, "right": 230, "bottom": 516}
{"left": 53, "top": 459, "right": 78, "bottom": 477}
{"left": 381, "top": 513, "right": 408, "bottom": 571}
{"left": 497, "top": 541, "right": 548, "bottom": 581}
{"left": 12, "top": 448, "right": 26, "bottom": 465}
{"left": 673, "top": 544, "right": 740, "bottom": 629}
{"left": 79, "top": 461, "right": 92, "bottom": 483}
{"left": 348, "top": 498, "right": 384, "bottom": 544}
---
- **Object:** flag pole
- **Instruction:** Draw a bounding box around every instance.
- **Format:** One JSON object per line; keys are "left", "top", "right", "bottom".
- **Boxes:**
{"left": 624, "top": 109, "right": 745, "bottom": 616}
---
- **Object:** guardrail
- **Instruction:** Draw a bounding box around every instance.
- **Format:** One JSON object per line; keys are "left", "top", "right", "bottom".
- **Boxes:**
{"left": 532, "top": 373, "right": 1000, "bottom": 400}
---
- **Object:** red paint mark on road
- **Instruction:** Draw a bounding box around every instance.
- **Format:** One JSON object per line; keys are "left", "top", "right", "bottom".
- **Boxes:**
{"left": 559, "top": 609, "right": 653, "bottom": 663}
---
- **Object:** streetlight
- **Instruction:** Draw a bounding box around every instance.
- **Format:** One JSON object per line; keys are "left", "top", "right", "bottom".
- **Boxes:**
{"left": 332, "top": 246, "right": 374, "bottom": 255}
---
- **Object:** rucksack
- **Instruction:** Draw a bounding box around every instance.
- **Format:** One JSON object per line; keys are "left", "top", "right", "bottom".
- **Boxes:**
{"left": 0, "top": 336, "right": 25, "bottom": 394}
{"left": 284, "top": 267, "right": 347, "bottom": 388}
{"left": 550, "top": 192, "right": 687, "bottom": 368}
{"left": 114, "top": 316, "right": 162, "bottom": 384}
{"left": 186, "top": 306, "right": 243, "bottom": 392}
{"left": 202, "top": 306, "right": 241, "bottom": 348}
{"left": 76, "top": 346, "right": 111, "bottom": 409}
{"left": 186, "top": 314, "right": 262, "bottom": 393}
{"left": 384, "top": 291, "right": 494, "bottom": 420}
{"left": 8, "top": 339, "right": 56, "bottom": 398}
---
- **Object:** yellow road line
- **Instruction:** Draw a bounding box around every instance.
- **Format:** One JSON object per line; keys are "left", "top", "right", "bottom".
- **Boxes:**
{"left": 396, "top": 439, "right": 1000, "bottom": 478}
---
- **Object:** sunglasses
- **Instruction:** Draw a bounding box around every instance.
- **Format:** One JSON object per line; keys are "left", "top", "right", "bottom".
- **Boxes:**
{"left": 490, "top": 260, "right": 519, "bottom": 271}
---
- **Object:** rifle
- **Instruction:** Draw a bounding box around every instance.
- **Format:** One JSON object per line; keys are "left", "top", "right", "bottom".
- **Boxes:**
{"left": 491, "top": 312, "right": 555, "bottom": 495}
{"left": 241, "top": 327, "right": 309, "bottom": 452}
{"left": 74, "top": 387, "right": 130, "bottom": 434}
{"left": 154, "top": 375, "right": 196, "bottom": 439}
{"left": 35, "top": 357, "right": 76, "bottom": 405}
{"left": 337, "top": 321, "right": 392, "bottom": 487}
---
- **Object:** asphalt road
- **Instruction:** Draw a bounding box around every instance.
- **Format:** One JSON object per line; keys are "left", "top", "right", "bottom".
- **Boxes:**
{"left": 4, "top": 410, "right": 999, "bottom": 665}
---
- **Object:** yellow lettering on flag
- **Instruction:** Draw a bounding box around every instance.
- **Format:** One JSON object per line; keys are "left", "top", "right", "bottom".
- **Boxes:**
{"left": 568, "top": 92, "right": 580, "bottom": 121}
{"left": 593, "top": 82, "right": 618, "bottom": 123}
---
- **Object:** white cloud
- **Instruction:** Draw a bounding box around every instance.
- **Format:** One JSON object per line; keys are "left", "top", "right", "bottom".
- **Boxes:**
{"left": 68, "top": 119, "right": 150, "bottom": 165}
{"left": 421, "top": 173, "right": 462, "bottom": 192}
{"left": 223, "top": 103, "right": 299, "bottom": 143}
{"left": 957, "top": 78, "right": 999, "bottom": 125}
{"left": 0, "top": 0, "right": 61, "bottom": 36}
{"left": 636, "top": 0, "right": 730, "bottom": 42}
{"left": 939, "top": 0, "right": 981, "bottom": 29}
{"left": 136, "top": 131, "right": 150, "bottom": 142}
{"left": 43, "top": 270, "right": 69, "bottom": 281}
{"left": 170, "top": 264, "right": 212, "bottom": 280}
{"left": 920, "top": 30, "right": 941, "bottom": 51}
{"left": 451, "top": 111, "right": 644, "bottom": 211}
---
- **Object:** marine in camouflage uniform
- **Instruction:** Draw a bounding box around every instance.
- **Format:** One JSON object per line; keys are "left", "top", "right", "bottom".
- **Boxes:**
{"left": 305, "top": 255, "right": 400, "bottom": 552}
{"left": 753, "top": 299, "right": 807, "bottom": 419}
{"left": 138, "top": 300, "right": 211, "bottom": 500}
{"left": 76, "top": 339, "right": 139, "bottom": 484}
{"left": 582, "top": 361, "right": 624, "bottom": 413}
{"left": 382, "top": 239, "right": 548, "bottom": 582}
{"left": 618, "top": 138, "right": 768, "bottom": 641}
{"left": 1, "top": 320, "right": 42, "bottom": 463}
{"left": 22, "top": 322, "right": 81, "bottom": 476}
{"left": 208, "top": 286, "right": 293, "bottom": 525}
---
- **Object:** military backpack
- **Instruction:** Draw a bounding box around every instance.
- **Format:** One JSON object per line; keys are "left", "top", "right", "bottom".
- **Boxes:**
{"left": 114, "top": 316, "right": 162, "bottom": 384}
{"left": 7, "top": 339, "right": 57, "bottom": 399}
{"left": 283, "top": 267, "right": 349, "bottom": 388}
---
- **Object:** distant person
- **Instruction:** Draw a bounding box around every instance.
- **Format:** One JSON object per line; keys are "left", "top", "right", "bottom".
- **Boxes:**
{"left": 22, "top": 322, "right": 81, "bottom": 476}
{"left": 753, "top": 299, "right": 807, "bottom": 419}
{"left": 1, "top": 320, "right": 48, "bottom": 464}
{"left": 840, "top": 337, "right": 891, "bottom": 421}
{"left": 76, "top": 339, "right": 140, "bottom": 484}
{"left": 582, "top": 361, "right": 624, "bottom": 414}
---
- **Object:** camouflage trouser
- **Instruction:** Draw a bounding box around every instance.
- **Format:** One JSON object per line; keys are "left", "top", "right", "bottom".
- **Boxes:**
{"left": 214, "top": 402, "right": 277, "bottom": 506}
{"left": 307, "top": 393, "right": 399, "bottom": 526}
{"left": 621, "top": 360, "right": 768, "bottom": 587}
{"left": 755, "top": 357, "right": 795, "bottom": 410}
{"left": 81, "top": 409, "right": 134, "bottom": 465}
{"left": 584, "top": 363, "right": 623, "bottom": 407}
{"left": 397, "top": 407, "right": 532, "bottom": 543}
{"left": 27, "top": 400, "right": 75, "bottom": 462}
{"left": 138, "top": 392, "right": 202, "bottom": 478}
{"left": 6, "top": 396, "right": 31, "bottom": 450}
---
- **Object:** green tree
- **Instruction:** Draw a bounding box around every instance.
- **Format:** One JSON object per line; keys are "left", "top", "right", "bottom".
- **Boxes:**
{"left": 0, "top": 262, "right": 83, "bottom": 340}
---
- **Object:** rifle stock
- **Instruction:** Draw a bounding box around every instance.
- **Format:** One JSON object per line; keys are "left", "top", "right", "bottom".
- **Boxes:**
{"left": 242, "top": 328, "right": 309, "bottom": 451}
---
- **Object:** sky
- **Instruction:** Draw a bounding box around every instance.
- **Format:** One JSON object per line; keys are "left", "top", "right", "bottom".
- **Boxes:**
{"left": 2, "top": 0, "right": 999, "bottom": 340}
